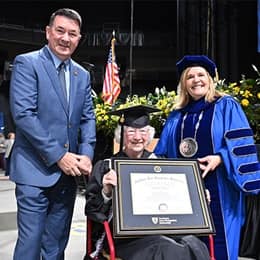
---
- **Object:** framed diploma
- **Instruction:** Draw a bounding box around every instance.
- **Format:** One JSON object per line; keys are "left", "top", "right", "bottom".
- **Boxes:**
{"left": 111, "top": 158, "right": 215, "bottom": 238}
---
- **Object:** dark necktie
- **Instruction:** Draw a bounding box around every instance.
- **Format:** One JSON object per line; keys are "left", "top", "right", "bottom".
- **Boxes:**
{"left": 58, "top": 62, "right": 67, "bottom": 101}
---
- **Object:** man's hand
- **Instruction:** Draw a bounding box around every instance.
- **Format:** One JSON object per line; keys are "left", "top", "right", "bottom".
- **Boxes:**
{"left": 57, "top": 152, "right": 92, "bottom": 177}
{"left": 76, "top": 155, "right": 92, "bottom": 176}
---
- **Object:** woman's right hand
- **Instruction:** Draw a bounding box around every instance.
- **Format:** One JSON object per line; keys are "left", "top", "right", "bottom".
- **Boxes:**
{"left": 102, "top": 169, "right": 117, "bottom": 196}
{"left": 198, "top": 154, "right": 222, "bottom": 178}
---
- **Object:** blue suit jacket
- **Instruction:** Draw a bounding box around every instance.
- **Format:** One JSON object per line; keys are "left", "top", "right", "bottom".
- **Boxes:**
{"left": 9, "top": 46, "right": 96, "bottom": 187}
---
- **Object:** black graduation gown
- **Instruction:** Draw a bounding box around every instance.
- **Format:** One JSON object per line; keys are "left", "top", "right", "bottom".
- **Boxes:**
{"left": 85, "top": 150, "right": 210, "bottom": 260}
{"left": 239, "top": 194, "right": 260, "bottom": 259}
{"left": 239, "top": 147, "right": 260, "bottom": 260}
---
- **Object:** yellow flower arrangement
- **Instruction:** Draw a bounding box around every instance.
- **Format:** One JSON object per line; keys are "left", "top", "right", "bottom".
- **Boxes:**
{"left": 93, "top": 86, "right": 177, "bottom": 138}
{"left": 94, "top": 66, "right": 260, "bottom": 143}
{"left": 216, "top": 65, "right": 260, "bottom": 143}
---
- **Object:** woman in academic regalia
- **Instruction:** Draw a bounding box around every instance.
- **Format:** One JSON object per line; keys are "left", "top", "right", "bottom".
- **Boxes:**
{"left": 84, "top": 105, "right": 211, "bottom": 260}
{"left": 154, "top": 55, "right": 260, "bottom": 260}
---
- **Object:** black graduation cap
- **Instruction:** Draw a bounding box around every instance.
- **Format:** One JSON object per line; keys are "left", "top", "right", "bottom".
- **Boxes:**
{"left": 176, "top": 55, "right": 217, "bottom": 78}
{"left": 108, "top": 105, "right": 160, "bottom": 152}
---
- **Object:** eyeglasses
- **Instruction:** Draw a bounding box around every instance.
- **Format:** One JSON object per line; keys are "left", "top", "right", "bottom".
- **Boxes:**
{"left": 125, "top": 127, "right": 149, "bottom": 136}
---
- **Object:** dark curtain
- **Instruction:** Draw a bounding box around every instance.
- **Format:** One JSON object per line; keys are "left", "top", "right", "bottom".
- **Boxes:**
{"left": 177, "top": 0, "right": 259, "bottom": 83}
{"left": 177, "top": 0, "right": 210, "bottom": 58}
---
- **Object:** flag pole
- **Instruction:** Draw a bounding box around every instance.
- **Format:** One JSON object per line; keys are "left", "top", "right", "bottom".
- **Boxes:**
{"left": 129, "top": 0, "right": 134, "bottom": 97}
{"left": 111, "top": 30, "right": 116, "bottom": 103}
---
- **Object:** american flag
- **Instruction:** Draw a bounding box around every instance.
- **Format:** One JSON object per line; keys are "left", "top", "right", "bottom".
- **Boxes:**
{"left": 102, "top": 38, "right": 121, "bottom": 105}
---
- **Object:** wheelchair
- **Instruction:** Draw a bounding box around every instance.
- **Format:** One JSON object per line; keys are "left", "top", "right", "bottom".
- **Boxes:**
{"left": 85, "top": 218, "right": 216, "bottom": 260}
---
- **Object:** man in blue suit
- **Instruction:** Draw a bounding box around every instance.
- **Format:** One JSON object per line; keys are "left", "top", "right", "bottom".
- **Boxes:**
{"left": 9, "top": 8, "right": 96, "bottom": 260}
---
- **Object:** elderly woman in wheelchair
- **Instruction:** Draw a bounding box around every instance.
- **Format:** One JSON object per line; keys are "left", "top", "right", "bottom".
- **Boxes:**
{"left": 84, "top": 105, "right": 211, "bottom": 260}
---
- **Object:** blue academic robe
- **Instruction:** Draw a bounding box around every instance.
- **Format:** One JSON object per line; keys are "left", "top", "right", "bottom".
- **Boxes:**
{"left": 154, "top": 95, "right": 260, "bottom": 260}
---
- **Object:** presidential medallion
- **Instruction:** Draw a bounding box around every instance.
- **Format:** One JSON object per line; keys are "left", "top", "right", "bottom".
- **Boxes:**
{"left": 179, "top": 137, "right": 198, "bottom": 158}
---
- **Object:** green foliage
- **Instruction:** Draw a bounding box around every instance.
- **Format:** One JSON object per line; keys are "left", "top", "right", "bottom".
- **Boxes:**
{"left": 216, "top": 65, "right": 260, "bottom": 142}
{"left": 93, "top": 86, "right": 177, "bottom": 137}
{"left": 94, "top": 66, "right": 260, "bottom": 143}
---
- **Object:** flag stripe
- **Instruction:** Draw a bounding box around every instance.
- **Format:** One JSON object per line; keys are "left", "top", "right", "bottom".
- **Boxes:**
{"left": 102, "top": 39, "right": 121, "bottom": 105}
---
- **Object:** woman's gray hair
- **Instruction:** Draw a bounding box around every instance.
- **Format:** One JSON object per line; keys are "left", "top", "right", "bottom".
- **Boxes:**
{"left": 114, "top": 125, "right": 155, "bottom": 145}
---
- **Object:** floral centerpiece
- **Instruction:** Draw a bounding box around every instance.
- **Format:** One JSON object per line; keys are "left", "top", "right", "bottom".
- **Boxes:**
{"left": 93, "top": 86, "right": 177, "bottom": 138}
{"left": 94, "top": 65, "right": 260, "bottom": 143}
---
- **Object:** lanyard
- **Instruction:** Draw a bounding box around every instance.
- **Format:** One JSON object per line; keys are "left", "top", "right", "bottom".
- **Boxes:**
{"left": 180, "top": 110, "right": 204, "bottom": 141}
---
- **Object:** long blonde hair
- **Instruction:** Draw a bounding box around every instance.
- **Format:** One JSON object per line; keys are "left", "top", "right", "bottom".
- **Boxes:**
{"left": 174, "top": 67, "right": 225, "bottom": 109}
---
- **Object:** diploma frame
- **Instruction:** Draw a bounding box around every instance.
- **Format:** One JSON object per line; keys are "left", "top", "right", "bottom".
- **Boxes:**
{"left": 111, "top": 158, "right": 215, "bottom": 238}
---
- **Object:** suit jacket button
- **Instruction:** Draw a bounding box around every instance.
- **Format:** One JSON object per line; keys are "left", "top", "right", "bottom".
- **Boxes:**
{"left": 64, "top": 143, "right": 69, "bottom": 148}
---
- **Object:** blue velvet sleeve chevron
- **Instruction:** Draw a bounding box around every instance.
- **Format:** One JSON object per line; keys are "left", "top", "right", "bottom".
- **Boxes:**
{"left": 213, "top": 96, "right": 260, "bottom": 194}
{"left": 225, "top": 128, "right": 260, "bottom": 192}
